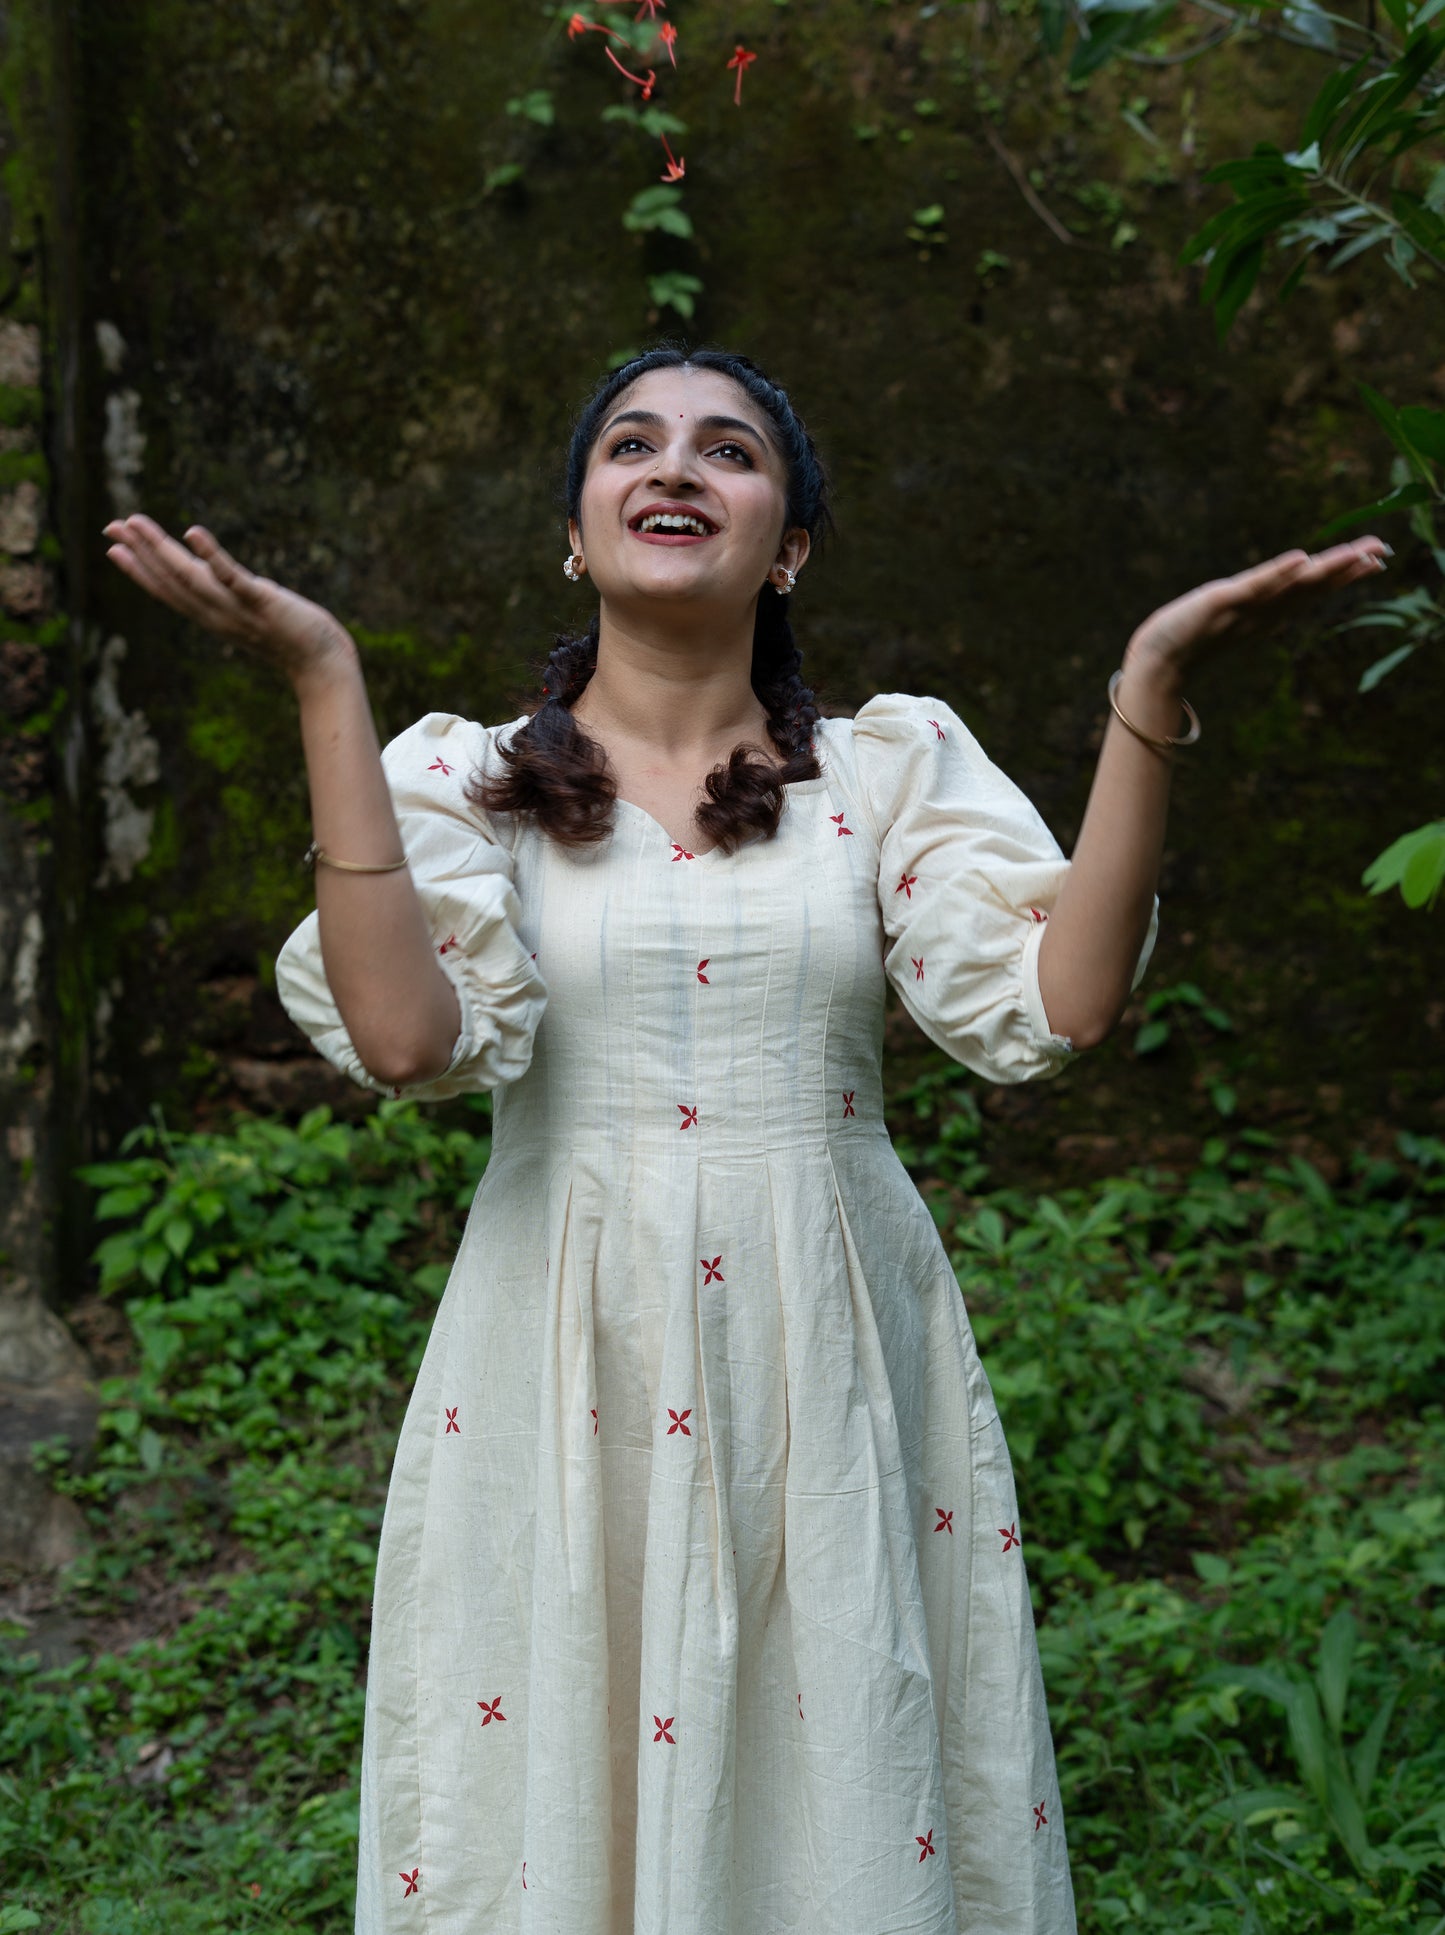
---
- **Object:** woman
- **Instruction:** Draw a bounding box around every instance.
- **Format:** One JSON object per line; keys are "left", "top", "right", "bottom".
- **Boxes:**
{"left": 104, "top": 346, "right": 1388, "bottom": 1935}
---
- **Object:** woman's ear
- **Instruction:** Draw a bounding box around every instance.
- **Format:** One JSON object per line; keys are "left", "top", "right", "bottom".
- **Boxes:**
{"left": 775, "top": 526, "right": 811, "bottom": 580}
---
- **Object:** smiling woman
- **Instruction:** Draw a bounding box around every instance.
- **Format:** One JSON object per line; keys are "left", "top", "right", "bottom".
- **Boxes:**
{"left": 473, "top": 348, "right": 831, "bottom": 855}
{"left": 101, "top": 342, "right": 1389, "bottom": 1935}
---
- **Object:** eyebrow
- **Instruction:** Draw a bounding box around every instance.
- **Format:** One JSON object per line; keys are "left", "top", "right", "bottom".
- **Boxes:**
{"left": 600, "top": 408, "right": 774, "bottom": 448}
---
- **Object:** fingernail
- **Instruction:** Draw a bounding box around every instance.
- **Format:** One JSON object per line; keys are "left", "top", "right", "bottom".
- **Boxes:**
{"left": 1379, "top": 542, "right": 1394, "bottom": 557}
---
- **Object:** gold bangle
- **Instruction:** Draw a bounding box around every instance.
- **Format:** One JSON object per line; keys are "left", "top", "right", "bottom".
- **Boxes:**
{"left": 1107, "top": 668, "right": 1201, "bottom": 752}
{"left": 302, "top": 840, "right": 408, "bottom": 873}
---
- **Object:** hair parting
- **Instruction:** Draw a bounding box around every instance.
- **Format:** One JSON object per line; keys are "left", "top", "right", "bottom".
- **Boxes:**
{"left": 468, "top": 346, "right": 833, "bottom": 855}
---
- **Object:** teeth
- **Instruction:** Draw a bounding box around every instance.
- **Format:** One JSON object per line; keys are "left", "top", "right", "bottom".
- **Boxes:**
{"left": 638, "top": 512, "right": 711, "bottom": 535}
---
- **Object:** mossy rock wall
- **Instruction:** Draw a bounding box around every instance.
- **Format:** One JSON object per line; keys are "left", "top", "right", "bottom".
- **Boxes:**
{"left": 65, "top": 0, "right": 1443, "bottom": 1230}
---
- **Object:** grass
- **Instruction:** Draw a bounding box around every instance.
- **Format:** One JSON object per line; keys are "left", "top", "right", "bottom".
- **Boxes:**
{"left": 1, "top": 1087, "right": 1442, "bottom": 1932}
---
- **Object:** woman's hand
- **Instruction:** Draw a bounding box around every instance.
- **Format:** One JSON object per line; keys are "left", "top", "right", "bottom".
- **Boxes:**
{"left": 1123, "top": 535, "right": 1392, "bottom": 691}
{"left": 103, "top": 513, "right": 355, "bottom": 688}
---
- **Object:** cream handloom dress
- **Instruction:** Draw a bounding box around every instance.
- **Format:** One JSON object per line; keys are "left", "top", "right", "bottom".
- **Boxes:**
{"left": 276, "top": 692, "right": 1157, "bottom": 1935}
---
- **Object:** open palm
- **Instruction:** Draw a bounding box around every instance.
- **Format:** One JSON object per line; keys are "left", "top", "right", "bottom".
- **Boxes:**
{"left": 1129, "top": 537, "right": 1391, "bottom": 676}
{"left": 102, "top": 514, "right": 352, "bottom": 684}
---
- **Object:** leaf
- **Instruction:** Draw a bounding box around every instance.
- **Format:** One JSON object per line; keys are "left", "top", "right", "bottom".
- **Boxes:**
{"left": 1398, "top": 403, "right": 1445, "bottom": 464}
{"left": 1312, "top": 481, "right": 1432, "bottom": 542}
{"left": 1283, "top": 1682, "right": 1331, "bottom": 1808}
{"left": 506, "top": 89, "right": 555, "bottom": 127}
{"left": 622, "top": 185, "right": 692, "bottom": 238}
{"left": 1362, "top": 821, "right": 1445, "bottom": 909}
{"left": 163, "top": 1217, "right": 194, "bottom": 1259}
{"left": 1402, "top": 833, "right": 1445, "bottom": 907}
{"left": 1134, "top": 1019, "right": 1171, "bottom": 1055}
{"left": 1067, "top": 1, "right": 1178, "bottom": 80}
{"left": 1210, "top": 238, "right": 1266, "bottom": 343}
{"left": 95, "top": 1184, "right": 153, "bottom": 1220}
{"left": 647, "top": 272, "right": 704, "bottom": 319}
{"left": 140, "top": 1241, "right": 170, "bottom": 1287}
{"left": 1282, "top": 0, "right": 1338, "bottom": 49}
{"left": 1359, "top": 643, "right": 1417, "bottom": 690}
{"left": 1315, "top": 1608, "right": 1356, "bottom": 1737}
{"left": 1192, "top": 1551, "right": 1233, "bottom": 1585}
{"left": 483, "top": 162, "right": 524, "bottom": 194}
{"left": 1350, "top": 1687, "right": 1400, "bottom": 1806}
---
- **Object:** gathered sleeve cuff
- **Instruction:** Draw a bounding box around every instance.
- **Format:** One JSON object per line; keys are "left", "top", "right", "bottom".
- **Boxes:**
{"left": 274, "top": 712, "right": 547, "bottom": 1101}
{"left": 851, "top": 694, "right": 1158, "bottom": 1085}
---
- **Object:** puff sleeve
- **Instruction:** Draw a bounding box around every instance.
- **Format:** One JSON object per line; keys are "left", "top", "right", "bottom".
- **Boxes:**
{"left": 274, "top": 712, "right": 547, "bottom": 1100}
{"left": 852, "top": 694, "right": 1158, "bottom": 1085}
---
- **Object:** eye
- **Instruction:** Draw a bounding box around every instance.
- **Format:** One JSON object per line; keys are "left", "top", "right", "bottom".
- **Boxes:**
{"left": 711, "top": 441, "right": 754, "bottom": 465}
{"left": 607, "top": 434, "right": 651, "bottom": 457}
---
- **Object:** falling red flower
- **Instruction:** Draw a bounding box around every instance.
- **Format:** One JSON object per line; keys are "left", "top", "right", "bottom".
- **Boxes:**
{"left": 658, "top": 19, "right": 678, "bottom": 64}
{"left": 660, "top": 133, "right": 685, "bottom": 182}
{"left": 634, "top": 0, "right": 667, "bottom": 16}
{"left": 727, "top": 44, "right": 757, "bottom": 105}
{"left": 605, "top": 44, "right": 657, "bottom": 98}
{"left": 569, "top": 10, "right": 624, "bottom": 36}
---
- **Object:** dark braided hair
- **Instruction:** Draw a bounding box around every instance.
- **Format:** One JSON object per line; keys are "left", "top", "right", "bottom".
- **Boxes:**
{"left": 470, "top": 347, "right": 834, "bottom": 855}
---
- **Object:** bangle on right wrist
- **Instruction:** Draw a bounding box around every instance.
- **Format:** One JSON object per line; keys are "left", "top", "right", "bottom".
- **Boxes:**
{"left": 1107, "top": 668, "right": 1200, "bottom": 752}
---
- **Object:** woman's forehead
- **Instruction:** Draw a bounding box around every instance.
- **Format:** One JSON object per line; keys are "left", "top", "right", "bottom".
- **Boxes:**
{"left": 606, "top": 365, "right": 775, "bottom": 442}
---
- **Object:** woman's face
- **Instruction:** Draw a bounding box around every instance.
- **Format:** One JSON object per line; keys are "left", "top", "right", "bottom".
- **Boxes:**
{"left": 569, "top": 365, "right": 810, "bottom": 621}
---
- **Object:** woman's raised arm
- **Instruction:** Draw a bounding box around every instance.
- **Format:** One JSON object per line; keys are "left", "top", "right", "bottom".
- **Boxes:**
{"left": 1036, "top": 536, "right": 1392, "bottom": 1049}
{"left": 102, "top": 514, "right": 460, "bottom": 1087}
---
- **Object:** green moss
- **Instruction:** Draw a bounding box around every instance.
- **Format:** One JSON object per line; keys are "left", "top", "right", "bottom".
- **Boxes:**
{"left": 0, "top": 449, "right": 47, "bottom": 489}
{"left": 0, "top": 382, "right": 41, "bottom": 427}
{"left": 134, "top": 794, "right": 180, "bottom": 884}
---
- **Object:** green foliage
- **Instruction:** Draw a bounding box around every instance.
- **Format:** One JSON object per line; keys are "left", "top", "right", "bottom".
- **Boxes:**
{"left": 1362, "top": 819, "right": 1445, "bottom": 908}
{"left": 622, "top": 184, "right": 692, "bottom": 237}
{"left": 505, "top": 89, "right": 555, "bottom": 128}
{"left": 906, "top": 202, "right": 948, "bottom": 254}
{"left": 647, "top": 270, "right": 704, "bottom": 319}
{"left": 6, "top": 1114, "right": 1445, "bottom": 1927}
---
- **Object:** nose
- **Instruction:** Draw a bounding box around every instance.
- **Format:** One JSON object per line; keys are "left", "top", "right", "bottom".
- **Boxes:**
{"left": 648, "top": 434, "right": 704, "bottom": 494}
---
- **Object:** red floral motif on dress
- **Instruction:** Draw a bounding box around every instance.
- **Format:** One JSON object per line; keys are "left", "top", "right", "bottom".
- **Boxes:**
{"left": 678, "top": 1104, "right": 698, "bottom": 1129}
{"left": 522, "top": 1861, "right": 527, "bottom": 1890}
{"left": 444, "top": 1407, "right": 459, "bottom": 1434}
{"left": 438, "top": 934, "right": 459, "bottom": 956}
{"left": 916, "top": 1830, "right": 936, "bottom": 1862}
{"left": 829, "top": 812, "right": 853, "bottom": 838}
{"left": 671, "top": 842, "right": 695, "bottom": 862}
{"left": 1034, "top": 1802, "right": 1049, "bottom": 1831}
{"left": 400, "top": 1869, "right": 420, "bottom": 1897}
{"left": 701, "top": 1255, "right": 724, "bottom": 1284}
{"left": 797, "top": 1692, "right": 804, "bottom": 1720}
{"left": 697, "top": 958, "right": 710, "bottom": 984}
{"left": 934, "top": 1507, "right": 954, "bottom": 1534}
{"left": 1028, "top": 907, "right": 1048, "bottom": 924}
{"left": 653, "top": 1715, "right": 676, "bottom": 1743}
{"left": 842, "top": 1090, "right": 856, "bottom": 1117}
{"left": 1000, "top": 1522, "right": 1021, "bottom": 1552}
{"left": 591, "top": 1407, "right": 598, "bottom": 1435}
{"left": 912, "top": 956, "right": 925, "bottom": 982}
{"left": 428, "top": 757, "right": 454, "bottom": 776}
{"left": 667, "top": 1407, "right": 693, "bottom": 1436}
{"left": 478, "top": 1697, "right": 506, "bottom": 1725}
{"left": 895, "top": 873, "right": 918, "bottom": 899}
{"left": 927, "top": 719, "right": 946, "bottom": 740}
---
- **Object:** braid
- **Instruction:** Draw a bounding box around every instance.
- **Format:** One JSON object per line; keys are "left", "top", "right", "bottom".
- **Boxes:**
{"left": 468, "top": 618, "right": 614, "bottom": 844}
{"left": 694, "top": 585, "right": 823, "bottom": 855}
{"left": 753, "top": 586, "right": 821, "bottom": 776}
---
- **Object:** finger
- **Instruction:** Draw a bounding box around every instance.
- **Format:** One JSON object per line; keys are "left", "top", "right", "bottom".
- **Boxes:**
{"left": 120, "top": 517, "right": 243, "bottom": 619}
{"left": 106, "top": 524, "right": 240, "bottom": 629}
{"left": 183, "top": 524, "right": 262, "bottom": 598}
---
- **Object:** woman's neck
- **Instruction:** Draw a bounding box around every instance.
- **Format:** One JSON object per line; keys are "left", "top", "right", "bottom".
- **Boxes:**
{"left": 571, "top": 607, "right": 769, "bottom": 762}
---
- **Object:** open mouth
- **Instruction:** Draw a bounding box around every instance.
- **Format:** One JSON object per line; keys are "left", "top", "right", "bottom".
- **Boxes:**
{"left": 628, "top": 507, "right": 719, "bottom": 542}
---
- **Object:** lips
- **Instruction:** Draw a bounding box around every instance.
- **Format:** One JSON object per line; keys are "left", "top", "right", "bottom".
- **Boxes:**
{"left": 628, "top": 501, "right": 719, "bottom": 543}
